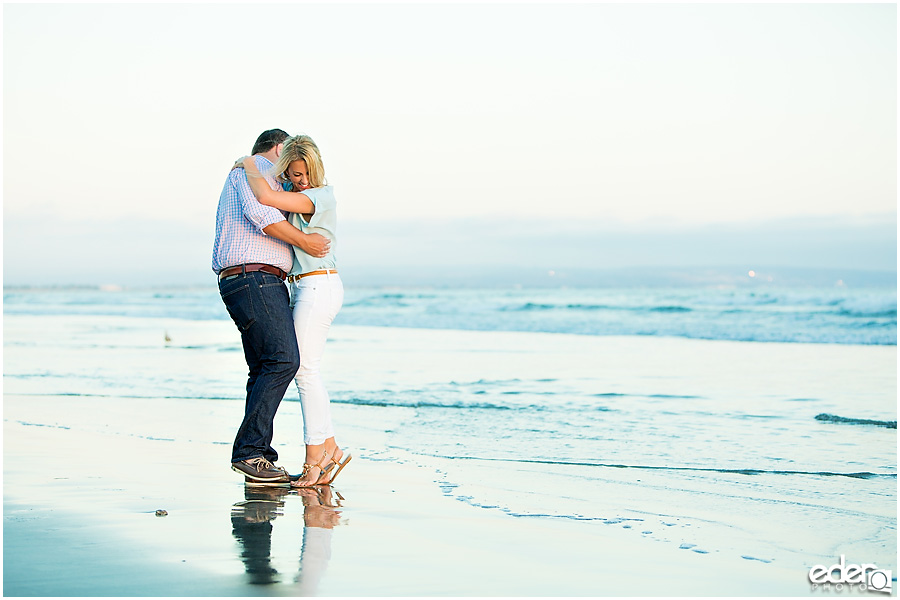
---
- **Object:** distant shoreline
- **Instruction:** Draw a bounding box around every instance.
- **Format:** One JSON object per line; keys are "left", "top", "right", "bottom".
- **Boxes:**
{"left": 3, "top": 264, "right": 897, "bottom": 291}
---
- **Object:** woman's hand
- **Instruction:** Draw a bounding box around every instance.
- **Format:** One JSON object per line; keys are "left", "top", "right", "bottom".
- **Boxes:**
{"left": 231, "top": 156, "right": 251, "bottom": 170}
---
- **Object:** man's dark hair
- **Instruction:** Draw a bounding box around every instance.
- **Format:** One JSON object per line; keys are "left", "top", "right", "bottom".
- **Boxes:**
{"left": 251, "top": 129, "right": 289, "bottom": 155}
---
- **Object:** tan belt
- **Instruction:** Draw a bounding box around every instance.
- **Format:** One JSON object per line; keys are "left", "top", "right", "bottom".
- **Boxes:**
{"left": 287, "top": 269, "right": 338, "bottom": 284}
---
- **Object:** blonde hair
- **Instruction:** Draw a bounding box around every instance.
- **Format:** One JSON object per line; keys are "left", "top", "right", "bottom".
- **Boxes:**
{"left": 271, "top": 134, "right": 327, "bottom": 188}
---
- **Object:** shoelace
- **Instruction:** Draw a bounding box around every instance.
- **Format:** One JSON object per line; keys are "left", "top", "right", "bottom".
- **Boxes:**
{"left": 248, "top": 457, "right": 275, "bottom": 471}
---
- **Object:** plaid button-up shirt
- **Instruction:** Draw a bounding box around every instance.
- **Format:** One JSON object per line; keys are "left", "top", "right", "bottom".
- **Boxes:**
{"left": 211, "top": 156, "right": 293, "bottom": 274}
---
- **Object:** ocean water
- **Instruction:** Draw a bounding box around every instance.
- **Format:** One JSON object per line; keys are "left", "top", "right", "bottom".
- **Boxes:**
{"left": 3, "top": 284, "right": 897, "bottom": 585}
{"left": 3, "top": 284, "right": 897, "bottom": 345}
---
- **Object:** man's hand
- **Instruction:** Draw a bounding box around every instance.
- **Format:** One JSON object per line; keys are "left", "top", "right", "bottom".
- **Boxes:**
{"left": 297, "top": 232, "right": 331, "bottom": 258}
{"left": 263, "top": 221, "right": 331, "bottom": 257}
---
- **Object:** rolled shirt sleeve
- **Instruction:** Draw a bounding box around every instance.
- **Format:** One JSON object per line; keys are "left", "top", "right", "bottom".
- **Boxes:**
{"left": 231, "top": 157, "right": 286, "bottom": 232}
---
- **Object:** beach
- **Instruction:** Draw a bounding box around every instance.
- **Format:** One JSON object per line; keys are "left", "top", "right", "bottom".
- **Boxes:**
{"left": 4, "top": 0, "right": 897, "bottom": 594}
{"left": 3, "top": 304, "right": 896, "bottom": 596}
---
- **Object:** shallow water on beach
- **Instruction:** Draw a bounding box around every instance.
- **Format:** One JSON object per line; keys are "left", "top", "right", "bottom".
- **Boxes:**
{"left": 336, "top": 329, "right": 897, "bottom": 572}
{"left": 3, "top": 286, "right": 897, "bottom": 593}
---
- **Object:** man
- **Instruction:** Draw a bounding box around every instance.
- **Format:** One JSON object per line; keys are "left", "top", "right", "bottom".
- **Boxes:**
{"left": 212, "top": 129, "right": 330, "bottom": 483}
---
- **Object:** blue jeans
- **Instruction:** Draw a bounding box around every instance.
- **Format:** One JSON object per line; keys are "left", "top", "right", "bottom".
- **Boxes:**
{"left": 218, "top": 270, "right": 300, "bottom": 463}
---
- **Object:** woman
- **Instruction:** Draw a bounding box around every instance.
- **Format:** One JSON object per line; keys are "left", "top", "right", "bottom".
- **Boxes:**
{"left": 240, "top": 134, "right": 351, "bottom": 488}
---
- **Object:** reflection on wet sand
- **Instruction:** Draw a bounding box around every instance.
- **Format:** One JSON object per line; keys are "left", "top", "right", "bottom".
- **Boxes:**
{"left": 295, "top": 487, "right": 343, "bottom": 593}
{"left": 230, "top": 485, "right": 344, "bottom": 590}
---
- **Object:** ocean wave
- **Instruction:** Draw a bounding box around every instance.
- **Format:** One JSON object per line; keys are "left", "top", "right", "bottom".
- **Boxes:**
{"left": 330, "top": 395, "right": 543, "bottom": 411}
{"left": 16, "top": 420, "right": 70, "bottom": 430}
{"left": 435, "top": 455, "right": 896, "bottom": 479}
{"left": 449, "top": 378, "right": 526, "bottom": 386}
{"left": 815, "top": 413, "right": 897, "bottom": 429}
{"left": 342, "top": 293, "right": 411, "bottom": 308}
{"left": 500, "top": 302, "right": 693, "bottom": 313}
{"left": 499, "top": 302, "right": 558, "bottom": 311}
{"left": 591, "top": 392, "right": 702, "bottom": 399}
{"left": 689, "top": 293, "right": 781, "bottom": 307}
{"left": 835, "top": 295, "right": 897, "bottom": 317}
{"left": 649, "top": 306, "right": 692, "bottom": 313}
{"left": 329, "top": 388, "right": 629, "bottom": 411}
{"left": 836, "top": 308, "right": 898, "bottom": 319}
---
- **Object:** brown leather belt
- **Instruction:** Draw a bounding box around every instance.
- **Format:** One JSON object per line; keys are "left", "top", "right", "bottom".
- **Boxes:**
{"left": 218, "top": 263, "right": 287, "bottom": 281}
{"left": 287, "top": 269, "right": 338, "bottom": 284}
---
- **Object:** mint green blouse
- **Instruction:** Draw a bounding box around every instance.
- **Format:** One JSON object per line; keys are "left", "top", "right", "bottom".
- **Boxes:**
{"left": 288, "top": 185, "right": 337, "bottom": 276}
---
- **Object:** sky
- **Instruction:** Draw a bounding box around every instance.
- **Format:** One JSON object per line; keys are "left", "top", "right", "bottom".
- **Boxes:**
{"left": 3, "top": 2, "right": 896, "bottom": 287}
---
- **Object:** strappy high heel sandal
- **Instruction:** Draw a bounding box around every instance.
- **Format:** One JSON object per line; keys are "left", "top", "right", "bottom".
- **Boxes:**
{"left": 291, "top": 451, "right": 328, "bottom": 488}
{"left": 316, "top": 449, "right": 352, "bottom": 486}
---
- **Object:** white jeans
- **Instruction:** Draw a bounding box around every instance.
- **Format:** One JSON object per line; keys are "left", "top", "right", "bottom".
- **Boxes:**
{"left": 289, "top": 272, "right": 344, "bottom": 445}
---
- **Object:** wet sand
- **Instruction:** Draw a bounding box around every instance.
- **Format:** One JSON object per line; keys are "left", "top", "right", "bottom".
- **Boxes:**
{"left": 4, "top": 393, "right": 808, "bottom": 596}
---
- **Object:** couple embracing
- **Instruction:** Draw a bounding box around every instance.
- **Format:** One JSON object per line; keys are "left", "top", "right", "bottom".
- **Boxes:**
{"left": 211, "top": 129, "right": 351, "bottom": 488}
